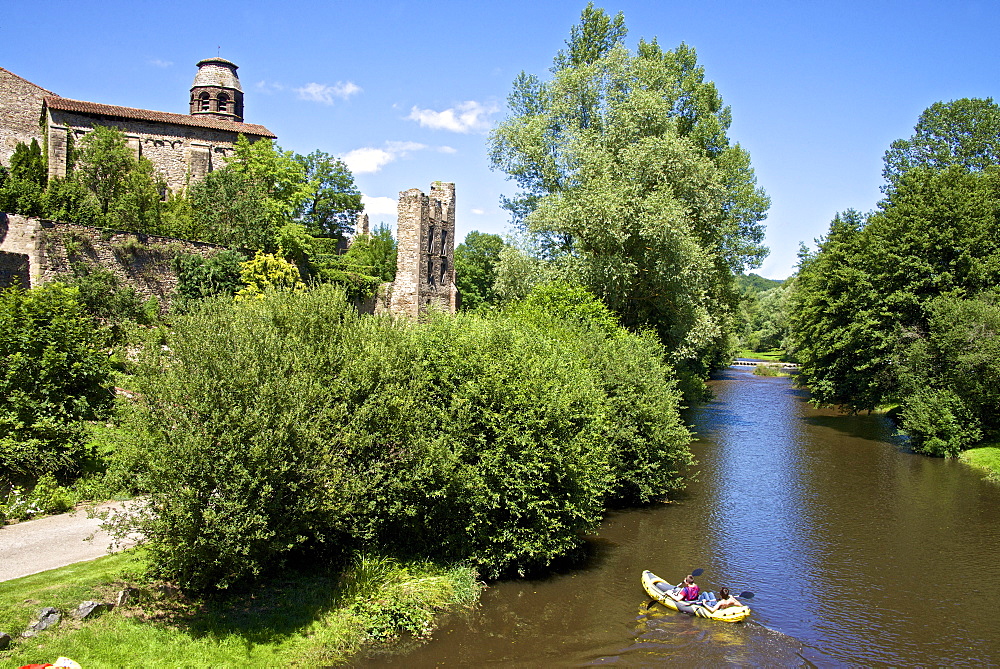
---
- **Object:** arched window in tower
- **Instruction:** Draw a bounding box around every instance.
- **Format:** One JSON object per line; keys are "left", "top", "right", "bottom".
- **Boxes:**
{"left": 199, "top": 92, "right": 211, "bottom": 112}
{"left": 217, "top": 92, "right": 230, "bottom": 114}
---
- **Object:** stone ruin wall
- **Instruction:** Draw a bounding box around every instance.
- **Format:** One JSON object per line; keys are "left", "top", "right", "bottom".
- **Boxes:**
{"left": 0, "top": 213, "right": 226, "bottom": 302}
{"left": 384, "top": 182, "right": 457, "bottom": 318}
{"left": 46, "top": 109, "right": 244, "bottom": 192}
{"left": 0, "top": 68, "right": 52, "bottom": 167}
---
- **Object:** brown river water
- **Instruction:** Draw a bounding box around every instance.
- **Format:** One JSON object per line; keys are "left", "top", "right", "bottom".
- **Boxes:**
{"left": 356, "top": 367, "right": 1000, "bottom": 666}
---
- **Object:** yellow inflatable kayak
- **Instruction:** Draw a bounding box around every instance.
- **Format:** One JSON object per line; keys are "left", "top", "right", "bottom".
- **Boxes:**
{"left": 642, "top": 570, "right": 752, "bottom": 623}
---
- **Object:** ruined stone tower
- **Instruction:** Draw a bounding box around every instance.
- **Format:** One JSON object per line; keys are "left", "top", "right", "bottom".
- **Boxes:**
{"left": 389, "top": 182, "right": 457, "bottom": 317}
{"left": 189, "top": 58, "right": 244, "bottom": 122}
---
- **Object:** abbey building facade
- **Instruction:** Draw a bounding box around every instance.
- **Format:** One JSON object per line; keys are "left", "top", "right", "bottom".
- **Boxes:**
{"left": 0, "top": 58, "right": 275, "bottom": 191}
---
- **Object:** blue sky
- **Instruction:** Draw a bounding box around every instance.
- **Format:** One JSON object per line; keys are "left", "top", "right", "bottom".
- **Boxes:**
{"left": 3, "top": 0, "right": 997, "bottom": 278}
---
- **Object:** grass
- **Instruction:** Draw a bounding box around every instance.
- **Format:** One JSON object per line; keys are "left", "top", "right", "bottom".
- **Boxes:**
{"left": 736, "top": 348, "right": 790, "bottom": 362}
{"left": 960, "top": 444, "right": 1000, "bottom": 483}
{"left": 752, "top": 364, "right": 789, "bottom": 377}
{"left": 0, "top": 549, "right": 482, "bottom": 667}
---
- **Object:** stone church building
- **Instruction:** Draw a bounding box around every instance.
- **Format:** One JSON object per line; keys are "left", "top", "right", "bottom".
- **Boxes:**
{"left": 0, "top": 58, "right": 275, "bottom": 191}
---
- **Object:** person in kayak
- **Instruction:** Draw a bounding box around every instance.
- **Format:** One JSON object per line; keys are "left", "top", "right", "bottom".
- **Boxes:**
{"left": 668, "top": 574, "right": 700, "bottom": 602}
{"left": 704, "top": 587, "right": 742, "bottom": 612}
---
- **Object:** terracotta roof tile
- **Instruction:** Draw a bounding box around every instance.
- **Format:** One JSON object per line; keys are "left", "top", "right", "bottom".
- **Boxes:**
{"left": 43, "top": 96, "right": 276, "bottom": 138}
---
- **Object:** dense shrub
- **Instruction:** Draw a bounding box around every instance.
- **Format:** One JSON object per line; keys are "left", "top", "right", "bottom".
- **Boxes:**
{"left": 505, "top": 282, "right": 692, "bottom": 504}
{"left": 64, "top": 263, "right": 156, "bottom": 335}
{"left": 172, "top": 250, "right": 248, "bottom": 308}
{"left": 0, "top": 284, "right": 114, "bottom": 483}
{"left": 118, "top": 283, "right": 693, "bottom": 590}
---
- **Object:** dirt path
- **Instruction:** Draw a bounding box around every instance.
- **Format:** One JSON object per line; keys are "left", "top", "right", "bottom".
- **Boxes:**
{"left": 0, "top": 502, "right": 130, "bottom": 582}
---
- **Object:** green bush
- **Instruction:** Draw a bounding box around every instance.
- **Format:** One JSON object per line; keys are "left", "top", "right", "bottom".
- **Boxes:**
{"left": 900, "top": 388, "right": 982, "bottom": 457}
{"left": 0, "top": 284, "right": 114, "bottom": 483}
{"left": 1, "top": 473, "right": 76, "bottom": 521}
{"left": 65, "top": 262, "right": 151, "bottom": 331}
{"left": 117, "top": 283, "right": 692, "bottom": 590}
{"left": 172, "top": 250, "right": 248, "bottom": 309}
{"left": 505, "top": 282, "right": 692, "bottom": 505}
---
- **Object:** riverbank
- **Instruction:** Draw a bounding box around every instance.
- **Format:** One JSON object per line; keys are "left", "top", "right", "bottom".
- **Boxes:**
{"left": 0, "top": 550, "right": 482, "bottom": 666}
{"left": 960, "top": 444, "right": 1000, "bottom": 482}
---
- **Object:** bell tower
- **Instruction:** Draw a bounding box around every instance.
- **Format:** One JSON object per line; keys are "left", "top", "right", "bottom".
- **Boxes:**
{"left": 189, "top": 58, "right": 244, "bottom": 122}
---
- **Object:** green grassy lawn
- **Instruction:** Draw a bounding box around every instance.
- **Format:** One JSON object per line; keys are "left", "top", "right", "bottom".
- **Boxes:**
{"left": 736, "top": 349, "right": 789, "bottom": 362}
{"left": 960, "top": 444, "right": 1000, "bottom": 483}
{"left": 1, "top": 549, "right": 481, "bottom": 667}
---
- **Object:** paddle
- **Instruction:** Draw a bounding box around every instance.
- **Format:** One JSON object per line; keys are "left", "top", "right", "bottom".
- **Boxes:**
{"left": 738, "top": 591, "right": 755, "bottom": 600}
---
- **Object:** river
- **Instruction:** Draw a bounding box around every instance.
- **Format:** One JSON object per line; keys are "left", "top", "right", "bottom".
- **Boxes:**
{"left": 357, "top": 366, "right": 1000, "bottom": 666}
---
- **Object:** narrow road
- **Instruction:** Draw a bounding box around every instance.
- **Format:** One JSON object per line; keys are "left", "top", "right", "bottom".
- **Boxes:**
{"left": 0, "top": 502, "right": 129, "bottom": 582}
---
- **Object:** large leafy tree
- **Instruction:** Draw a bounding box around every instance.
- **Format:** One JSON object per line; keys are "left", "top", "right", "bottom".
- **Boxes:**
{"left": 59, "top": 126, "right": 165, "bottom": 232}
{"left": 294, "top": 150, "right": 363, "bottom": 239}
{"left": 488, "top": 3, "right": 769, "bottom": 371}
{"left": 789, "top": 164, "right": 1000, "bottom": 451}
{"left": 455, "top": 231, "right": 507, "bottom": 311}
{"left": 883, "top": 98, "right": 1000, "bottom": 191}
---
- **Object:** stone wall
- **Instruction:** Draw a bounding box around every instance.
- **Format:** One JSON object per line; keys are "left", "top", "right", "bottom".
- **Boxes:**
{"left": 0, "top": 251, "right": 29, "bottom": 289}
{"left": 46, "top": 109, "right": 249, "bottom": 191}
{"left": 0, "top": 213, "right": 226, "bottom": 303}
{"left": 386, "top": 182, "right": 457, "bottom": 317}
{"left": 0, "top": 67, "right": 52, "bottom": 167}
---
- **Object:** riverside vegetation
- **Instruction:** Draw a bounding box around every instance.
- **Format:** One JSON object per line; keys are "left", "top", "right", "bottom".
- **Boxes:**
{"left": 787, "top": 98, "right": 1000, "bottom": 458}
{"left": 0, "top": 280, "right": 693, "bottom": 664}
{"left": 37, "top": 3, "right": 1000, "bottom": 665}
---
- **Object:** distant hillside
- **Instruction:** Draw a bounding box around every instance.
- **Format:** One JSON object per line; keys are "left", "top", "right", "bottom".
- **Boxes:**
{"left": 736, "top": 273, "right": 784, "bottom": 294}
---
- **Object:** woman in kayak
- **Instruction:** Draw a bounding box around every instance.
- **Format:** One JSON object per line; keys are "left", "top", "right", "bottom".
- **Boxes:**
{"left": 704, "top": 587, "right": 742, "bottom": 612}
{"left": 668, "top": 574, "right": 700, "bottom": 602}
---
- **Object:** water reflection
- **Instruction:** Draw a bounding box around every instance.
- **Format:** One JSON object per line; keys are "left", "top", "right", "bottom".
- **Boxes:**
{"left": 357, "top": 368, "right": 1000, "bottom": 667}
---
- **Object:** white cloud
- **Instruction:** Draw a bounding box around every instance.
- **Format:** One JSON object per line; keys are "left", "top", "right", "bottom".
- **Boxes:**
{"left": 406, "top": 100, "right": 498, "bottom": 133}
{"left": 255, "top": 80, "right": 286, "bottom": 94}
{"left": 385, "top": 140, "right": 427, "bottom": 153}
{"left": 438, "top": 146, "right": 458, "bottom": 154}
{"left": 362, "top": 195, "right": 398, "bottom": 216}
{"left": 342, "top": 148, "right": 395, "bottom": 174}
{"left": 296, "top": 81, "right": 362, "bottom": 105}
{"left": 149, "top": 59, "right": 173, "bottom": 68}
{"left": 343, "top": 141, "right": 428, "bottom": 174}
{"left": 470, "top": 208, "right": 485, "bottom": 215}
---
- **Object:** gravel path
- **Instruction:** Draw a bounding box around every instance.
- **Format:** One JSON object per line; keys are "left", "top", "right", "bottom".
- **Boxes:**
{"left": 0, "top": 502, "right": 131, "bottom": 582}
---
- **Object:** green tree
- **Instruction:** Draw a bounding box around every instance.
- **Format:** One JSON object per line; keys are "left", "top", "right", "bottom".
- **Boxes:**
{"left": 0, "top": 139, "right": 47, "bottom": 216}
{"left": 741, "top": 279, "right": 793, "bottom": 353}
{"left": 189, "top": 166, "right": 275, "bottom": 250}
{"left": 454, "top": 231, "right": 507, "bottom": 311}
{"left": 9, "top": 138, "right": 47, "bottom": 187}
{"left": 894, "top": 291, "right": 1000, "bottom": 456}
{"left": 74, "top": 125, "right": 139, "bottom": 217}
{"left": 295, "top": 150, "right": 363, "bottom": 239}
{"left": 488, "top": 5, "right": 769, "bottom": 374}
{"left": 0, "top": 283, "right": 114, "bottom": 482}
{"left": 883, "top": 98, "right": 1000, "bottom": 190}
{"left": 789, "top": 167, "right": 1000, "bottom": 416}
{"left": 59, "top": 125, "right": 166, "bottom": 232}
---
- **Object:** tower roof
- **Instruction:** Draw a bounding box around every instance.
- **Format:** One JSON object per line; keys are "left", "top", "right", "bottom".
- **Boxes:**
{"left": 192, "top": 58, "right": 242, "bottom": 93}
